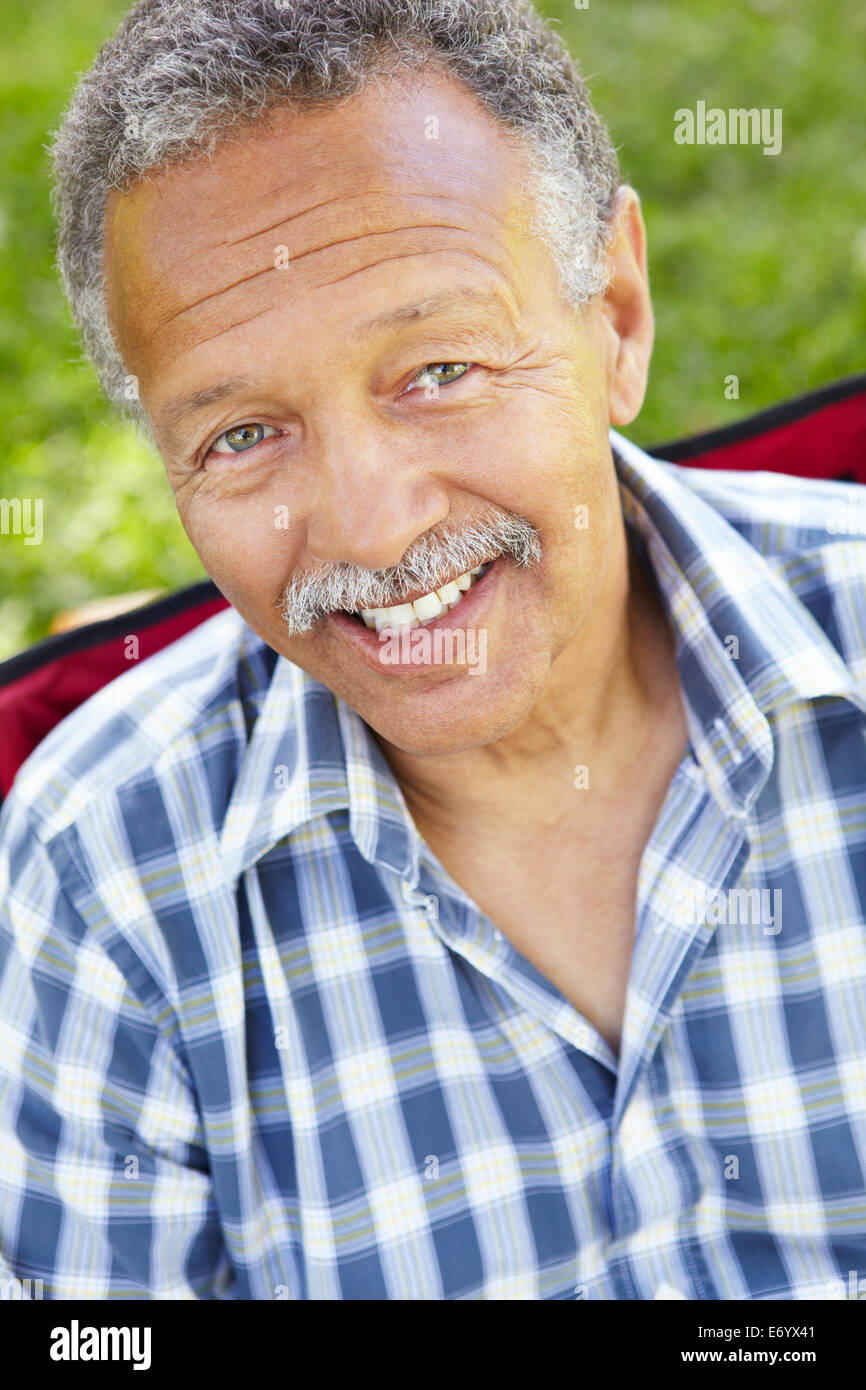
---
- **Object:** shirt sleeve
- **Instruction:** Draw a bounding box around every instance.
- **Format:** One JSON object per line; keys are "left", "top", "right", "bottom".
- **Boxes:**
{"left": 0, "top": 796, "right": 232, "bottom": 1299}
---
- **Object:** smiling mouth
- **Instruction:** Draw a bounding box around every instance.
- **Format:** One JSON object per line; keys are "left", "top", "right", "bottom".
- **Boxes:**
{"left": 341, "top": 562, "right": 492, "bottom": 630}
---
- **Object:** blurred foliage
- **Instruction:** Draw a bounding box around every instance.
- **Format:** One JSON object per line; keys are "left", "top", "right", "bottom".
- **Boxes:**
{"left": 1, "top": 0, "right": 864, "bottom": 657}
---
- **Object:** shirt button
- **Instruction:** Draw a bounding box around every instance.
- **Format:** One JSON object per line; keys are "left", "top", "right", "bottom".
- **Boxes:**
{"left": 654, "top": 1283, "right": 688, "bottom": 1300}
{"left": 492, "top": 929, "right": 503, "bottom": 943}
{"left": 424, "top": 895, "right": 439, "bottom": 921}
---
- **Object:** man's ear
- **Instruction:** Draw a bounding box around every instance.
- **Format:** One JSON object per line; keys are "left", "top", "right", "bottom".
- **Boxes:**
{"left": 596, "top": 185, "right": 654, "bottom": 427}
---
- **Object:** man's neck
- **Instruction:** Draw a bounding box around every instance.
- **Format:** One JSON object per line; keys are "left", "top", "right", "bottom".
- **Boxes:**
{"left": 377, "top": 509, "right": 682, "bottom": 846}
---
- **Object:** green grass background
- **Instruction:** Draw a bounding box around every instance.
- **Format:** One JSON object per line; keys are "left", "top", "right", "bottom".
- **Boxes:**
{"left": 1, "top": 0, "right": 864, "bottom": 658}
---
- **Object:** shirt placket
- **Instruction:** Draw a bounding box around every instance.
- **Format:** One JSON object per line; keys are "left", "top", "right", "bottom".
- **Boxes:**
{"left": 399, "top": 855, "right": 619, "bottom": 1066}
{"left": 606, "top": 758, "right": 756, "bottom": 1301}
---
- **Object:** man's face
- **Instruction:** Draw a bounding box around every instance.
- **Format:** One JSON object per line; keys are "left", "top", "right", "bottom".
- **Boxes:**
{"left": 103, "top": 66, "right": 647, "bottom": 756}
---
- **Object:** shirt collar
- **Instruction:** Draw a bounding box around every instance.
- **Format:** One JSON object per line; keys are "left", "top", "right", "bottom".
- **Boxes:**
{"left": 219, "top": 645, "right": 419, "bottom": 884}
{"left": 611, "top": 428, "right": 866, "bottom": 819}
{"left": 220, "top": 430, "right": 866, "bottom": 877}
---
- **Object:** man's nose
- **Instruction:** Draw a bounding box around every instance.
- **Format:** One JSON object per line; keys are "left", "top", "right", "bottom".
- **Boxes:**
{"left": 305, "top": 418, "right": 449, "bottom": 570}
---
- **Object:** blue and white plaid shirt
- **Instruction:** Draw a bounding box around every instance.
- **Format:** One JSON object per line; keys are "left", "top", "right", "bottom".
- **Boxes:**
{"left": 2, "top": 429, "right": 866, "bottom": 1300}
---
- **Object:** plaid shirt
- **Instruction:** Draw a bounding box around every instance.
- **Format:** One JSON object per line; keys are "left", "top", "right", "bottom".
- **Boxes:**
{"left": 2, "top": 429, "right": 866, "bottom": 1301}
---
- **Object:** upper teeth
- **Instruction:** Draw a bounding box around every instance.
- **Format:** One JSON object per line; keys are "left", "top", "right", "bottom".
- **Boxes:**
{"left": 357, "top": 564, "right": 489, "bottom": 631}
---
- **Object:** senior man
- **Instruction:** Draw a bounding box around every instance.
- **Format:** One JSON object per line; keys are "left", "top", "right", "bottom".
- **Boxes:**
{"left": 1, "top": 0, "right": 865, "bottom": 1301}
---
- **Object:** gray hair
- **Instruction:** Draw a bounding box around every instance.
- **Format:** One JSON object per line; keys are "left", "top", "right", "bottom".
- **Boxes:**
{"left": 280, "top": 505, "right": 541, "bottom": 632}
{"left": 51, "top": 0, "right": 621, "bottom": 420}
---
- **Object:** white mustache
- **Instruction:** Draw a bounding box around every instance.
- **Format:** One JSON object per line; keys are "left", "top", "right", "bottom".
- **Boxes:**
{"left": 279, "top": 509, "right": 541, "bottom": 635}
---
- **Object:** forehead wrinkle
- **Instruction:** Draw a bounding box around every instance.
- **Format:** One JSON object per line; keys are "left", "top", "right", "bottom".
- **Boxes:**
{"left": 154, "top": 262, "right": 276, "bottom": 334}
{"left": 162, "top": 298, "right": 285, "bottom": 355}
{"left": 218, "top": 187, "right": 509, "bottom": 250}
{"left": 170, "top": 244, "right": 517, "bottom": 357}
{"left": 151, "top": 222, "right": 510, "bottom": 339}
{"left": 318, "top": 244, "right": 517, "bottom": 303}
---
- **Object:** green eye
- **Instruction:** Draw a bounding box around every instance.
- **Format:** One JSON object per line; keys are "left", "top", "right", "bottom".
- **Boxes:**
{"left": 211, "top": 423, "right": 278, "bottom": 455}
{"left": 411, "top": 362, "right": 471, "bottom": 391}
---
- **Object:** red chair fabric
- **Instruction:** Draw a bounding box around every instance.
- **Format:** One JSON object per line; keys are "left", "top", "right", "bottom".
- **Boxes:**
{"left": 1, "top": 372, "right": 864, "bottom": 800}
{"left": 647, "top": 372, "right": 866, "bottom": 483}
{"left": 0, "top": 584, "right": 228, "bottom": 798}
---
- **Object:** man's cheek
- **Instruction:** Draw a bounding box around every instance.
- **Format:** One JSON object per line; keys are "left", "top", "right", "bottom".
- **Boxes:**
{"left": 185, "top": 511, "right": 294, "bottom": 603}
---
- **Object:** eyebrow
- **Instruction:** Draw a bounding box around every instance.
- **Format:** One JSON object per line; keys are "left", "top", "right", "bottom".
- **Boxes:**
{"left": 351, "top": 287, "right": 516, "bottom": 340}
{"left": 158, "top": 288, "right": 516, "bottom": 437}
{"left": 158, "top": 377, "right": 255, "bottom": 435}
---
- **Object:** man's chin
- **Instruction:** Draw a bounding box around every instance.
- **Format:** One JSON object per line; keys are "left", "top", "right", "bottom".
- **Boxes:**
{"left": 275, "top": 570, "right": 555, "bottom": 757}
{"left": 351, "top": 662, "right": 551, "bottom": 759}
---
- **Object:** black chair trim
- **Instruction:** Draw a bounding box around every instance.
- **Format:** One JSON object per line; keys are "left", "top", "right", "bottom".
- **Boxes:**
{"left": 646, "top": 371, "right": 866, "bottom": 464}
